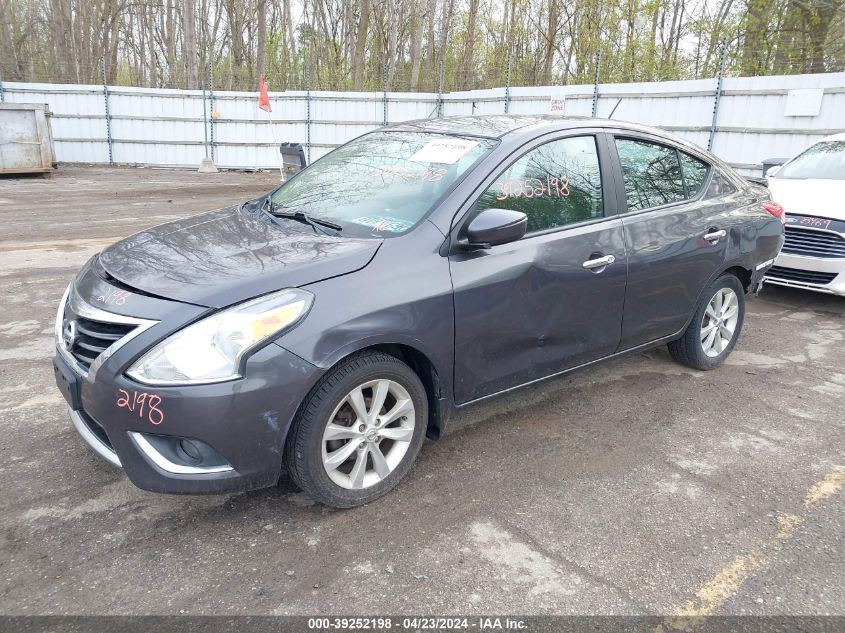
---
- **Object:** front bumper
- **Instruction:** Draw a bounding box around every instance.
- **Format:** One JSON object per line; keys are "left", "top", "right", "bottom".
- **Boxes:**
{"left": 70, "top": 407, "right": 122, "bottom": 468}
{"left": 54, "top": 259, "right": 325, "bottom": 494}
{"left": 58, "top": 343, "right": 322, "bottom": 494}
{"left": 765, "top": 252, "right": 845, "bottom": 297}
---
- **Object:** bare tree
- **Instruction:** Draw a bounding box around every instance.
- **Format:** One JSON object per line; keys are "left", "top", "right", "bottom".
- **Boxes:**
{"left": 462, "top": 0, "right": 479, "bottom": 88}
{"left": 256, "top": 0, "right": 266, "bottom": 78}
{"left": 184, "top": 0, "right": 198, "bottom": 87}
{"left": 0, "top": 0, "right": 842, "bottom": 91}
{"left": 409, "top": 2, "right": 427, "bottom": 90}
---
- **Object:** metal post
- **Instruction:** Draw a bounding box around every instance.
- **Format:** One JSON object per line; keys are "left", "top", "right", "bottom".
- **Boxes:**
{"left": 383, "top": 62, "right": 389, "bottom": 126}
{"left": 306, "top": 63, "right": 312, "bottom": 164}
{"left": 504, "top": 53, "right": 511, "bottom": 114}
{"left": 202, "top": 83, "right": 209, "bottom": 159}
{"left": 208, "top": 63, "right": 215, "bottom": 162}
{"left": 198, "top": 63, "right": 218, "bottom": 172}
{"left": 436, "top": 60, "right": 444, "bottom": 118}
{"left": 708, "top": 42, "right": 728, "bottom": 152}
{"left": 101, "top": 59, "right": 113, "bottom": 164}
{"left": 591, "top": 53, "right": 600, "bottom": 118}
{"left": 0, "top": 77, "right": 4, "bottom": 102}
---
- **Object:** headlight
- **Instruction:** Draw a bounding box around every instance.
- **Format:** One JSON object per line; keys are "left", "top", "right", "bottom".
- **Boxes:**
{"left": 127, "top": 288, "right": 313, "bottom": 385}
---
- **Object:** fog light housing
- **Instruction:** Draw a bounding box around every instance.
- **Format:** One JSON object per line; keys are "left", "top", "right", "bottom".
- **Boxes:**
{"left": 177, "top": 438, "right": 203, "bottom": 464}
{"left": 129, "top": 432, "right": 233, "bottom": 475}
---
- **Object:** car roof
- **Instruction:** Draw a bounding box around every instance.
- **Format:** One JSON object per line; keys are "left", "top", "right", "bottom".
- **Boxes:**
{"left": 387, "top": 114, "right": 676, "bottom": 140}
{"left": 385, "top": 114, "right": 742, "bottom": 185}
{"left": 819, "top": 132, "right": 845, "bottom": 142}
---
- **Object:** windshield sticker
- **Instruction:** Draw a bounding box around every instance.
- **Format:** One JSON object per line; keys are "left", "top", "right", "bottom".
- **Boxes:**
{"left": 352, "top": 216, "right": 414, "bottom": 233}
{"left": 379, "top": 166, "right": 448, "bottom": 182}
{"left": 409, "top": 139, "right": 479, "bottom": 165}
{"left": 496, "top": 176, "right": 570, "bottom": 200}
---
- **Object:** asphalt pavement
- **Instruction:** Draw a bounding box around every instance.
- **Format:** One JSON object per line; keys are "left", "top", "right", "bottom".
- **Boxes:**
{"left": 0, "top": 167, "right": 842, "bottom": 617}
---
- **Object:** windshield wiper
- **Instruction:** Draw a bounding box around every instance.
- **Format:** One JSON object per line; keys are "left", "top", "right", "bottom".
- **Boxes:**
{"left": 241, "top": 195, "right": 286, "bottom": 228}
{"left": 269, "top": 204, "right": 343, "bottom": 233}
{"left": 243, "top": 197, "right": 343, "bottom": 235}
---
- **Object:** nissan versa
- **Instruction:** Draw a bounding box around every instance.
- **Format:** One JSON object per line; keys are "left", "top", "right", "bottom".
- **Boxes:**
{"left": 53, "top": 116, "right": 785, "bottom": 507}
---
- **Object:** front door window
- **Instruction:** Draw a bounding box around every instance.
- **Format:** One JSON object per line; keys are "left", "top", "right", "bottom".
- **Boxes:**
{"left": 475, "top": 136, "right": 604, "bottom": 234}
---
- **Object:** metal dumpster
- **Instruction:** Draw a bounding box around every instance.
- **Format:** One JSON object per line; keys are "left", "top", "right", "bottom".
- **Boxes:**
{"left": 0, "top": 103, "right": 56, "bottom": 174}
{"left": 279, "top": 142, "right": 307, "bottom": 179}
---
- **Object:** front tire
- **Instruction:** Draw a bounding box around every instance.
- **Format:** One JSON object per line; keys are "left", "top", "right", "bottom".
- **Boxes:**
{"left": 284, "top": 352, "right": 428, "bottom": 508}
{"left": 668, "top": 274, "right": 745, "bottom": 370}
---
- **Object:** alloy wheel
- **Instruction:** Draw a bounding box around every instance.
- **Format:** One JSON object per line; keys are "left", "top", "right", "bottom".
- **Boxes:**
{"left": 321, "top": 379, "right": 415, "bottom": 490}
{"left": 700, "top": 287, "right": 739, "bottom": 357}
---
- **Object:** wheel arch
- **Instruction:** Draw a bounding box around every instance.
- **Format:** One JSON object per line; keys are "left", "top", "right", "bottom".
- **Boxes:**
{"left": 367, "top": 343, "right": 449, "bottom": 441}
{"left": 673, "top": 262, "right": 753, "bottom": 341}
{"left": 721, "top": 264, "right": 752, "bottom": 293}
{"left": 309, "top": 340, "right": 451, "bottom": 442}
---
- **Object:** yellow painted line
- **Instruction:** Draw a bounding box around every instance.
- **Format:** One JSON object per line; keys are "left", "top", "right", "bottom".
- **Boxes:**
{"left": 804, "top": 466, "right": 845, "bottom": 510}
{"left": 775, "top": 513, "right": 802, "bottom": 540}
{"left": 657, "top": 466, "right": 844, "bottom": 632}
{"left": 667, "top": 553, "right": 763, "bottom": 620}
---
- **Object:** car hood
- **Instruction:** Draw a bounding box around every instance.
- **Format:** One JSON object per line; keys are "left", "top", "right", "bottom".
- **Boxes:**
{"left": 98, "top": 206, "right": 382, "bottom": 308}
{"left": 767, "top": 178, "right": 845, "bottom": 221}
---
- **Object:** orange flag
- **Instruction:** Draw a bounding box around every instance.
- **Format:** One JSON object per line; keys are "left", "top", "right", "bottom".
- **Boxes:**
{"left": 258, "top": 74, "right": 271, "bottom": 112}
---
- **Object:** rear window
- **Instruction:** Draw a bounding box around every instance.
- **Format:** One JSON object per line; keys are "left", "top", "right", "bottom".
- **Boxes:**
{"left": 776, "top": 140, "right": 845, "bottom": 180}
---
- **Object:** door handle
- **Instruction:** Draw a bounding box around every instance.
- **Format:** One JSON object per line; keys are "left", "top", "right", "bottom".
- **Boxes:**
{"left": 704, "top": 229, "right": 726, "bottom": 243}
{"left": 582, "top": 254, "right": 616, "bottom": 270}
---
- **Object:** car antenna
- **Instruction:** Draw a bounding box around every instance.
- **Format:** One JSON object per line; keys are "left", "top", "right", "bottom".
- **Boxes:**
{"left": 608, "top": 98, "right": 622, "bottom": 119}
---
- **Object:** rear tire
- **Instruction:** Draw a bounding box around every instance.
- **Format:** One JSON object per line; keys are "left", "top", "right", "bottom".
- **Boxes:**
{"left": 284, "top": 351, "right": 427, "bottom": 508}
{"left": 668, "top": 274, "right": 745, "bottom": 370}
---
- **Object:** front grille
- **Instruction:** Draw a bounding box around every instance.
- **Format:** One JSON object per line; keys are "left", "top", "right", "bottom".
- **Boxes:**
{"left": 62, "top": 297, "right": 138, "bottom": 372}
{"left": 782, "top": 226, "right": 845, "bottom": 258}
{"left": 69, "top": 317, "right": 136, "bottom": 371}
{"left": 767, "top": 265, "right": 838, "bottom": 285}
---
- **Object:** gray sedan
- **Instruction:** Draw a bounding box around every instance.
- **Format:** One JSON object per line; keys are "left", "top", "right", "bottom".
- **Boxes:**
{"left": 53, "top": 116, "right": 785, "bottom": 507}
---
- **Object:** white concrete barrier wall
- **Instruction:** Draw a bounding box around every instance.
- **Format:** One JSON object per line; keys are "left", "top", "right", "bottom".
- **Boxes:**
{"left": 2, "top": 72, "right": 844, "bottom": 175}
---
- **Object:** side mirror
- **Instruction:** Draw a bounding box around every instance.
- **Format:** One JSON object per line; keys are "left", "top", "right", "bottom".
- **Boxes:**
{"left": 462, "top": 208, "right": 527, "bottom": 250}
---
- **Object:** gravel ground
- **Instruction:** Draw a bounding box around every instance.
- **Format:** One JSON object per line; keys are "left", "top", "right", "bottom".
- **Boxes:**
{"left": 0, "top": 166, "right": 842, "bottom": 617}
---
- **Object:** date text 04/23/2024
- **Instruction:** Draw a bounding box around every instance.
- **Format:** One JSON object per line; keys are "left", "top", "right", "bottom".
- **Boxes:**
{"left": 307, "top": 617, "right": 528, "bottom": 630}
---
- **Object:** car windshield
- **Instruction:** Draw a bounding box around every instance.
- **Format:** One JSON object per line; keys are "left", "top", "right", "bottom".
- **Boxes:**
{"left": 269, "top": 131, "right": 496, "bottom": 237}
{"left": 776, "top": 140, "right": 845, "bottom": 180}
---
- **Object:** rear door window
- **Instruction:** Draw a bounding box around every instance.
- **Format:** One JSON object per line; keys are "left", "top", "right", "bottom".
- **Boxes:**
{"left": 679, "top": 152, "right": 709, "bottom": 197}
{"left": 615, "top": 138, "right": 685, "bottom": 211}
{"left": 704, "top": 170, "right": 737, "bottom": 198}
{"left": 475, "top": 135, "right": 604, "bottom": 234}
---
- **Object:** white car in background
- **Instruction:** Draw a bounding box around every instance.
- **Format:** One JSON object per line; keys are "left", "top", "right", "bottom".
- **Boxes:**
{"left": 765, "top": 133, "right": 845, "bottom": 296}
